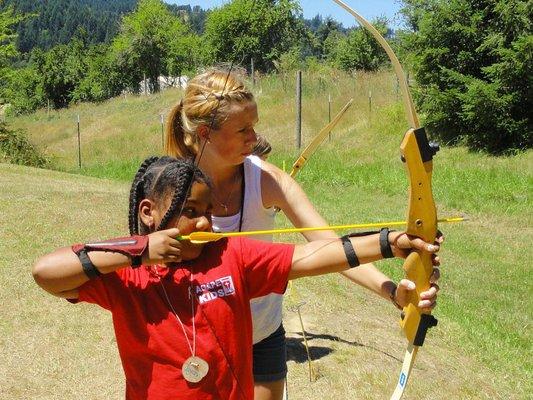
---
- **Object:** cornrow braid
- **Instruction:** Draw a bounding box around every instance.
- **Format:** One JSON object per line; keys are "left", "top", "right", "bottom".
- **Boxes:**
{"left": 155, "top": 165, "right": 194, "bottom": 231}
{"left": 128, "top": 156, "right": 211, "bottom": 235}
{"left": 128, "top": 156, "right": 160, "bottom": 235}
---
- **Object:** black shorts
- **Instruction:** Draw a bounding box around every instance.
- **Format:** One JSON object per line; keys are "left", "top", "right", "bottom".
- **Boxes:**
{"left": 252, "top": 324, "right": 287, "bottom": 382}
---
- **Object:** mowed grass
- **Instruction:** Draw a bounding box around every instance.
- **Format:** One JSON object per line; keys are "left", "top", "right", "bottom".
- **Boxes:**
{"left": 0, "top": 165, "right": 127, "bottom": 398}
{"left": 3, "top": 69, "right": 532, "bottom": 399}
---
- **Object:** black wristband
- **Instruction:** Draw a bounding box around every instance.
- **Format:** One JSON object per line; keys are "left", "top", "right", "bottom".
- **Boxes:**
{"left": 77, "top": 249, "right": 102, "bottom": 279}
{"left": 341, "top": 235, "right": 360, "bottom": 268}
{"left": 379, "top": 228, "right": 394, "bottom": 259}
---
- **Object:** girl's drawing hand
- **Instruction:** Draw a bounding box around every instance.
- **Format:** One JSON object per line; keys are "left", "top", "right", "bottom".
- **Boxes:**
{"left": 144, "top": 228, "right": 182, "bottom": 265}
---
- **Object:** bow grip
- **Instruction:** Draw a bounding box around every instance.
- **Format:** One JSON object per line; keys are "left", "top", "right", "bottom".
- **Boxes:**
{"left": 399, "top": 251, "right": 437, "bottom": 345}
{"left": 400, "top": 127, "right": 438, "bottom": 243}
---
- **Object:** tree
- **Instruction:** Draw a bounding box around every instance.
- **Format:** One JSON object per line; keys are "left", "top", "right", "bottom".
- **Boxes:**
{"left": 0, "top": 0, "right": 137, "bottom": 53}
{"left": 71, "top": 44, "right": 125, "bottom": 103}
{"left": 325, "top": 18, "right": 390, "bottom": 72}
{"left": 166, "top": 33, "right": 203, "bottom": 78}
{"left": 32, "top": 36, "right": 91, "bottom": 108}
{"left": 203, "top": 0, "right": 306, "bottom": 72}
{"left": 400, "top": 0, "right": 532, "bottom": 154}
{"left": 111, "top": 0, "right": 195, "bottom": 93}
{"left": 0, "top": 2, "right": 23, "bottom": 100}
{"left": 167, "top": 4, "right": 208, "bottom": 35}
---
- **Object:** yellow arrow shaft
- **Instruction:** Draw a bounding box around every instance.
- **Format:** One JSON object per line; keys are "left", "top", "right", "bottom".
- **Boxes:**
{"left": 178, "top": 217, "right": 464, "bottom": 241}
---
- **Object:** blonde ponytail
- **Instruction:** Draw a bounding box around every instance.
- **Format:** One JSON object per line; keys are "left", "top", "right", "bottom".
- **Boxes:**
{"left": 165, "top": 101, "right": 197, "bottom": 158}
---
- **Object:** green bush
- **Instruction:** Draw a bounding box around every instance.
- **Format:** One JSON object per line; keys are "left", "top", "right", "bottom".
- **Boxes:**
{"left": 400, "top": 0, "right": 532, "bottom": 154}
{"left": 0, "top": 122, "right": 48, "bottom": 167}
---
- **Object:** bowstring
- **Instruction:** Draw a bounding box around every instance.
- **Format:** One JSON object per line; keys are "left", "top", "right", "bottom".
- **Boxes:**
{"left": 175, "top": 0, "right": 257, "bottom": 222}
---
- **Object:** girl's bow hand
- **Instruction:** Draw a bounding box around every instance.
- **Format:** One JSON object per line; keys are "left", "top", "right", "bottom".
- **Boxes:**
{"left": 144, "top": 228, "right": 183, "bottom": 265}
{"left": 389, "top": 231, "right": 444, "bottom": 267}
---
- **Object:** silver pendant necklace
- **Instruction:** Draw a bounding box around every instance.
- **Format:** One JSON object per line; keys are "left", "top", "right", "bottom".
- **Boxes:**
{"left": 211, "top": 167, "right": 242, "bottom": 215}
{"left": 156, "top": 266, "right": 209, "bottom": 383}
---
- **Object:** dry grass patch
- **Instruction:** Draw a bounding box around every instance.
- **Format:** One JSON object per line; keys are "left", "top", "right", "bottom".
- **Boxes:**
{"left": 0, "top": 163, "right": 127, "bottom": 398}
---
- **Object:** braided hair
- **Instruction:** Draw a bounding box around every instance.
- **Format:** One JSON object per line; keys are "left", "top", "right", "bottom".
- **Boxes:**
{"left": 165, "top": 67, "right": 255, "bottom": 158}
{"left": 128, "top": 156, "right": 210, "bottom": 235}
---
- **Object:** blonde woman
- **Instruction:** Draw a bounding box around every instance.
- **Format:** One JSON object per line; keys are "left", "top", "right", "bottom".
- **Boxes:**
{"left": 165, "top": 68, "right": 440, "bottom": 400}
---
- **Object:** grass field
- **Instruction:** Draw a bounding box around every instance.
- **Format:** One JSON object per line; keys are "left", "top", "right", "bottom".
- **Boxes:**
{"left": 1, "top": 70, "right": 532, "bottom": 399}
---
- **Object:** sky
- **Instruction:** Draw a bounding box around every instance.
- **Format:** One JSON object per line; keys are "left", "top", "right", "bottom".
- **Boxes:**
{"left": 166, "top": 1, "right": 404, "bottom": 29}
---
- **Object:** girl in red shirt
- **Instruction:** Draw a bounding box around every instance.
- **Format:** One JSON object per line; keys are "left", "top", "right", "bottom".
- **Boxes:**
{"left": 33, "top": 156, "right": 441, "bottom": 400}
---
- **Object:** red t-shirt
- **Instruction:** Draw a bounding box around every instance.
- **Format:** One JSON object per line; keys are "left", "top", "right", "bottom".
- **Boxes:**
{"left": 72, "top": 237, "right": 294, "bottom": 400}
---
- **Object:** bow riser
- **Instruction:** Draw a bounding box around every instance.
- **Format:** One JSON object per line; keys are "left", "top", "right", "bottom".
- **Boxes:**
{"left": 400, "top": 128, "right": 438, "bottom": 243}
{"left": 399, "top": 127, "right": 439, "bottom": 345}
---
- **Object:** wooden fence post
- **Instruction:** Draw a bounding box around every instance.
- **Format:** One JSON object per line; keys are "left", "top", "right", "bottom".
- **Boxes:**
{"left": 77, "top": 115, "right": 81, "bottom": 169}
{"left": 295, "top": 70, "right": 302, "bottom": 149}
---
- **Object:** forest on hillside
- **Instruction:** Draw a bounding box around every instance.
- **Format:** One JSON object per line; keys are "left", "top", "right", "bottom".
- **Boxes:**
{"left": 0, "top": 0, "right": 214, "bottom": 53}
{"left": 0, "top": 0, "right": 138, "bottom": 52}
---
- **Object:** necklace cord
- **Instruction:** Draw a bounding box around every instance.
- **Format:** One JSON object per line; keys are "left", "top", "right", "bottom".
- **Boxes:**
{"left": 195, "top": 288, "right": 248, "bottom": 399}
{"left": 154, "top": 265, "right": 248, "bottom": 398}
{"left": 211, "top": 167, "right": 242, "bottom": 215}
{"left": 158, "top": 270, "right": 196, "bottom": 356}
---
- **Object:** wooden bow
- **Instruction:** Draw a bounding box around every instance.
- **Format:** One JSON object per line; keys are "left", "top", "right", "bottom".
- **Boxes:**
{"left": 331, "top": 1, "right": 440, "bottom": 398}
{"left": 290, "top": 98, "right": 353, "bottom": 177}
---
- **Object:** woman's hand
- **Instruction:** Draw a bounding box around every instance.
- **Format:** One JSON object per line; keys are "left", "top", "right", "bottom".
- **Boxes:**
{"left": 143, "top": 228, "right": 182, "bottom": 265}
{"left": 393, "top": 266, "right": 441, "bottom": 312}
{"left": 388, "top": 231, "right": 443, "bottom": 311}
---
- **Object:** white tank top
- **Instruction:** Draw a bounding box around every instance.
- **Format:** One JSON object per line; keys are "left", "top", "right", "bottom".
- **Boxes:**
{"left": 211, "top": 155, "right": 280, "bottom": 344}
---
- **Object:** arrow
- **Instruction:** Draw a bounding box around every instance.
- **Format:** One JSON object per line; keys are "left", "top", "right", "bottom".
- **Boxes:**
{"left": 177, "top": 216, "right": 465, "bottom": 243}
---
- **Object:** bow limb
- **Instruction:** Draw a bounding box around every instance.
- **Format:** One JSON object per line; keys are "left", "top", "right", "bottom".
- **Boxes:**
{"left": 331, "top": 0, "right": 419, "bottom": 129}
{"left": 331, "top": 1, "right": 440, "bottom": 399}
{"left": 290, "top": 98, "right": 353, "bottom": 177}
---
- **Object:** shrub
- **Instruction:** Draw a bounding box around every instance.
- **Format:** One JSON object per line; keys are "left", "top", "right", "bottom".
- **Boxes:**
{"left": 0, "top": 122, "right": 48, "bottom": 167}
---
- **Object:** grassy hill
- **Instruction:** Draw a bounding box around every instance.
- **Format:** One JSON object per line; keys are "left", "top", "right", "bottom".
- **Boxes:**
{"left": 1, "top": 70, "right": 532, "bottom": 399}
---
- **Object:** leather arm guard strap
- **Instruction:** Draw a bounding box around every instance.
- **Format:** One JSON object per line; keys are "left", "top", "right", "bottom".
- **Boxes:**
{"left": 340, "top": 231, "right": 381, "bottom": 268}
{"left": 75, "top": 249, "right": 102, "bottom": 279}
{"left": 379, "top": 228, "right": 395, "bottom": 259}
{"left": 72, "top": 235, "right": 149, "bottom": 273}
{"left": 341, "top": 235, "right": 360, "bottom": 268}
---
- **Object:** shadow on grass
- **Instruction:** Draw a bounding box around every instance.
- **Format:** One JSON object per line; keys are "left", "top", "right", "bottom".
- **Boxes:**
{"left": 286, "top": 331, "right": 401, "bottom": 363}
